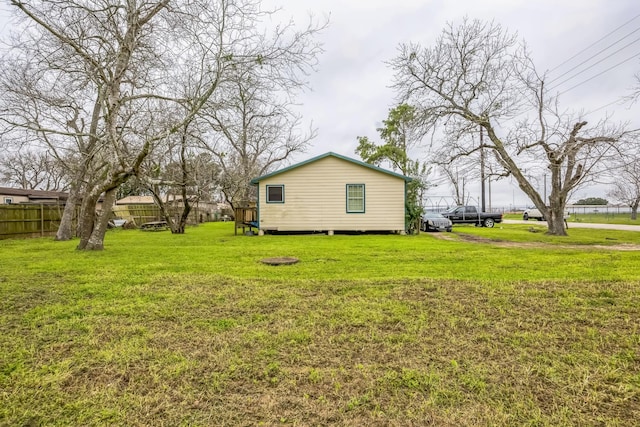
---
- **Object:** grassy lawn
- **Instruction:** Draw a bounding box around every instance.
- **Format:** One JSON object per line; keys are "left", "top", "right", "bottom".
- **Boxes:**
{"left": 504, "top": 212, "right": 639, "bottom": 225}
{"left": 569, "top": 213, "right": 639, "bottom": 225}
{"left": 1, "top": 223, "right": 639, "bottom": 426}
{"left": 452, "top": 222, "right": 640, "bottom": 247}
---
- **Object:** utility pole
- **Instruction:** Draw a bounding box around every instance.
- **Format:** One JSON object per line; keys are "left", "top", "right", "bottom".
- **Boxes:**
{"left": 480, "top": 126, "right": 486, "bottom": 212}
{"left": 488, "top": 178, "right": 492, "bottom": 211}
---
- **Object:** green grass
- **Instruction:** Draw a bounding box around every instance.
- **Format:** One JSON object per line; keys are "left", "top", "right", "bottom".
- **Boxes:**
{"left": 504, "top": 212, "right": 639, "bottom": 225}
{"left": 569, "top": 212, "right": 639, "bottom": 225}
{"left": 1, "top": 223, "right": 639, "bottom": 426}
{"left": 454, "top": 222, "right": 640, "bottom": 246}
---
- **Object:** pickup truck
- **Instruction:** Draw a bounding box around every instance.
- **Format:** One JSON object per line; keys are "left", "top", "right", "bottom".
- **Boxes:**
{"left": 440, "top": 205, "right": 503, "bottom": 228}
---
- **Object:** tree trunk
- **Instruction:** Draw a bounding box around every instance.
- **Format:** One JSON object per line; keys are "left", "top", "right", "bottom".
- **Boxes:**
{"left": 546, "top": 204, "right": 568, "bottom": 236}
{"left": 55, "top": 184, "right": 81, "bottom": 241}
{"left": 76, "top": 191, "right": 100, "bottom": 250}
{"left": 174, "top": 128, "right": 190, "bottom": 235}
{"left": 631, "top": 199, "right": 639, "bottom": 220}
{"left": 83, "top": 188, "right": 118, "bottom": 250}
{"left": 148, "top": 187, "right": 186, "bottom": 234}
{"left": 174, "top": 199, "right": 191, "bottom": 234}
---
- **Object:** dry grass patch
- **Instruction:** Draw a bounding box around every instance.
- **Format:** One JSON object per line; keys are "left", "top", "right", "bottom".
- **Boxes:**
{"left": 2, "top": 273, "right": 639, "bottom": 426}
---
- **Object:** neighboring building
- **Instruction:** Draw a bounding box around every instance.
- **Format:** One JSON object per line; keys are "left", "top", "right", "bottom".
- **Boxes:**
{"left": 250, "top": 152, "right": 413, "bottom": 234}
{"left": 0, "top": 187, "right": 68, "bottom": 205}
{"left": 0, "top": 187, "right": 107, "bottom": 211}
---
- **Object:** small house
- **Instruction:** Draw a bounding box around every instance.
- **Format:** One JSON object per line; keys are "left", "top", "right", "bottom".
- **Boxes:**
{"left": 250, "top": 152, "right": 412, "bottom": 234}
{"left": 0, "top": 187, "right": 68, "bottom": 205}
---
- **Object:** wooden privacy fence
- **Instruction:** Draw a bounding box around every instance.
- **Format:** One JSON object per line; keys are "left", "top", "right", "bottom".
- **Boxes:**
{"left": 1, "top": 202, "right": 219, "bottom": 240}
{"left": 112, "top": 204, "right": 163, "bottom": 226}
{"left": 0, "top": 204, "right": 75, "bottom": 239}
{"left": 111, "top": 204, "right": 206, "bottom": 226}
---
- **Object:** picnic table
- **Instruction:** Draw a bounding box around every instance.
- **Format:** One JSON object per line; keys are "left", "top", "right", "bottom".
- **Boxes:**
{"left": 140, "top": 221, "right": 168, "bottom": 231}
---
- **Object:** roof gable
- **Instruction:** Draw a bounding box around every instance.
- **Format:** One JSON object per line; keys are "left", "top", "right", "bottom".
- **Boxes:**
{"left": 250, "top": 152, "right": 413, "bottom": 184}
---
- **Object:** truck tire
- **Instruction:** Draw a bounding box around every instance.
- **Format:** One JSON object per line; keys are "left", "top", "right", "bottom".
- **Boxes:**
{"left": 483, "top": 218, "right": 495, "bottom": 228}
{"left": 523, "top": 213, "right": 529, "bottom": 220}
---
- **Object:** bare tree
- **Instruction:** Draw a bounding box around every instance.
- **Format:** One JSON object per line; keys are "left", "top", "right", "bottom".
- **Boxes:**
{"left": 0, "top": 0, "right": 323, "bottom": 249}
{"left": 1, "top": 0, "right": 181, "bottom": 247}
{"left": 433, "top": 128, "right": 509, "bottom": 210}
{"left": 608, "top": 150, "right": 640, "bottom": 220}
{"left": 0, "top": 149, "right": 68, "bottom": 190}
{"left": 438, "top": 163, "right": 473, "bottom": 206}
{"left": 200, "top": 55, "right": 319, "bottom": 209}
{"left": 143, "top": 119, "right": 220, "bottom": 234}
{"left": 390, "top": 19, "right": 631, "bottom": 235}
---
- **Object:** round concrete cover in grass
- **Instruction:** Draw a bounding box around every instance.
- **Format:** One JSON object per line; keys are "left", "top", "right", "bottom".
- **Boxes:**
{"left": 260, "top": 257, "right": 299, "bottom": 265}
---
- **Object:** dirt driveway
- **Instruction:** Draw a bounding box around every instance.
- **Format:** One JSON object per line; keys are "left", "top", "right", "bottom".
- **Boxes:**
{"left": 431, "top": 220, "right": 640, "bottom": 251}
{"left": 504, "top": 219, "right": 640, "bottom": 232}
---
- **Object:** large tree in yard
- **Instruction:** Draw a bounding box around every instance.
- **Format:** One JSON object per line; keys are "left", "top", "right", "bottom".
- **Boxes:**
{"left": 0, "top": 0, "right": 323, "bottom": 249}
{"left": 200, "top": 59, "right": 318, "bottom": 209}
{"left": 390, "top": 19, "right": 631, "bottom": 235}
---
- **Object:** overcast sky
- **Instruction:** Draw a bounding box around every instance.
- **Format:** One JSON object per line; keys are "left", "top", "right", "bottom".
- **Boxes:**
{"left": 263, "top": 0, "right": 640, "bottom": 208}
{"left": 1, "top": 1, "right": 638, "bottom": 208}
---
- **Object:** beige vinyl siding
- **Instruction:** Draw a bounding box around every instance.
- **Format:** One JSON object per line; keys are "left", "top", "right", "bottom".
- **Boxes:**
{"left": 258, "top": 156, "right": 406, "bottom": 231}
{"left": 1, "top": 195, "right": 29, "bottom": 204}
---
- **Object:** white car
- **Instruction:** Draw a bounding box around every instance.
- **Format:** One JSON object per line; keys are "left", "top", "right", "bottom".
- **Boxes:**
{"left": 523, "top": 208, "right": 569, "bottom": 221}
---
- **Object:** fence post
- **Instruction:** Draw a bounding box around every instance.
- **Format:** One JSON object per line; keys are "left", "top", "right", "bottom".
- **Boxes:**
{"left": 40, "top": 203, "right": 44, "bottom": 237}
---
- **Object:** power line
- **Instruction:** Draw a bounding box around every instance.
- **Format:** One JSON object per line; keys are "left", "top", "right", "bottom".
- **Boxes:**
{"left": 582, "top": 98, "right": 625, "bottom": 117}
{"left": 557, "top": 50, "right": 640, "bottom": 97}
{"left": 548, "top": 34, "right": 640, "bottom": 92}
{"left": 548, "top": 12, "right": 640, "bottom": 74}
{"left": 502, "top": 14, "right": 640, "bottom": 117}
{"left": 539, "top": 13, "right": 640, "bottom": 108}
{"left": 548, "top": 26, "right": 640, "bottom": 86}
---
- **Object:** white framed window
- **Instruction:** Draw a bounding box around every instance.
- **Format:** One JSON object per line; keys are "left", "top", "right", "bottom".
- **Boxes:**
{"left": 3, "top": 197, "right": 13, "bottom": 205}
{"left": 266, "top": 185, "right": 284, "bottom": 203}
{"left": 346, "top": 184, "right": 365, "bottom": 213}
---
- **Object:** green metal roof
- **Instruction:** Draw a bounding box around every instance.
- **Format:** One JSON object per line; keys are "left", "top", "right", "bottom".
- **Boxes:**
{"left": 250, "top": 152, "right": 413, "bottom": 184}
